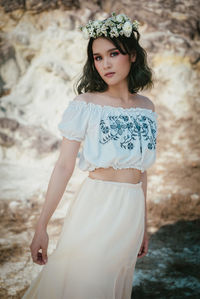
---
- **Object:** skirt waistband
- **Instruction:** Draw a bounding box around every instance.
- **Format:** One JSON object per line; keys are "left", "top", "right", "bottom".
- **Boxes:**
{"left": 86, "top": 176, "right": 142, "bottom": 189}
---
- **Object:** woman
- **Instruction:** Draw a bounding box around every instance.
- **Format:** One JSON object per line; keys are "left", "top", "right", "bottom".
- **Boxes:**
{"left": 22, "top": 12, "right": 158, "bottom": 299}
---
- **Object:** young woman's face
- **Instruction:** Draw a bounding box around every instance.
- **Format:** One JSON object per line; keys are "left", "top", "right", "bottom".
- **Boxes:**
{"left": 92, "top": 37, "right": 136, "bottom": 86}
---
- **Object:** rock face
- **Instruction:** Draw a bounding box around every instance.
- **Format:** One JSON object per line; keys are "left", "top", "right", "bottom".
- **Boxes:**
{"left": 0, "top": 0, "right": 80, "bottom": 13}
{"left": 0, "top": 0, "right": 199, "bottom": 193}
{"left": 0, "top": 1, "right": 200, "bottom": 298}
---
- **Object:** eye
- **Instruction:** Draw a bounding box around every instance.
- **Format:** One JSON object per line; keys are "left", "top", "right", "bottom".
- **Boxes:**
{"left": 94, "top": 51, "right": 119, "bottom": 62}
{"left": 111, "top": 51, "right": 119, "bottom": 57}
{"left": 94, "top": 56, "right": 101, "bottom": 61}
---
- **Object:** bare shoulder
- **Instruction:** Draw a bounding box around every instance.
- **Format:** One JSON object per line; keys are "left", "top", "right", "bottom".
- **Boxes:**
{"left": 73, "top": 92, "right": 95, "bottom": 104}
{"left": 140, "top": 95, "right": 156, "bottom": 112}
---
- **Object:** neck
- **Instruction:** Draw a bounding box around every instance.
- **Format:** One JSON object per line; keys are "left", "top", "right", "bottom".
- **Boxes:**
{"left": 105, "top": 83, "right": 135, "bottom": 103}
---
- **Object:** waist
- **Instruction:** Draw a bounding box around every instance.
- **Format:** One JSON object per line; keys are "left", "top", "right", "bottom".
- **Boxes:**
{"left": 88, "top": 167, "right": 142, "bottom": 184}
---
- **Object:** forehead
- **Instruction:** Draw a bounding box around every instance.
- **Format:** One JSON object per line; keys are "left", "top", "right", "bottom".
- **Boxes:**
{"left": 92, "top": 37, "right": 116, "bottom": 54}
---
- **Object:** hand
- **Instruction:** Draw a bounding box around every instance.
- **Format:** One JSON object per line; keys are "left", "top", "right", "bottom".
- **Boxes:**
{"left": 29, "top": 229, "right": 49, "bottom": 265}
{"left": 137, "top": 230, "right": 149, "bottom": 259}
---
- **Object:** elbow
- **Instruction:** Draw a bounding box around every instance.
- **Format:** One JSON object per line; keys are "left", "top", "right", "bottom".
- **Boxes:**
{"left": 140, "top": 170, "right": 147, "bottom": 183}
{"left": 55, "top": 161, "right": 75, "bottom": 178}
{"left": 141, "top": 170, "right": 147, "bottom": 177}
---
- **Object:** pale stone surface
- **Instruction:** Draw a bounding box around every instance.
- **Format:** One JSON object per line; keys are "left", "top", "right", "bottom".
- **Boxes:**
{"left": 0, "top": 1, "right": 200, "bottom": 298}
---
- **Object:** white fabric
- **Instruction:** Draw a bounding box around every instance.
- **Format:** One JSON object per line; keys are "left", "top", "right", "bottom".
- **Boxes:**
{"left": 22, "top": 177, "right": 145, "bottom": 299}
{"left": 58, "top": 99, "right": 158, "bottom": 173}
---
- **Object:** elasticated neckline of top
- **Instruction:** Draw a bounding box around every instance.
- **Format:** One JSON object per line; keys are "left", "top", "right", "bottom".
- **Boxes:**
{"left": 71, "top": 99, "right": 158, "bottom": 117}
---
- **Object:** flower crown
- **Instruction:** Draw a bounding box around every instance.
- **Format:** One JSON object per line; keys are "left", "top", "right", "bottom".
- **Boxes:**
{"left": 79, "top": 12, "right": 140, "bottom": 40}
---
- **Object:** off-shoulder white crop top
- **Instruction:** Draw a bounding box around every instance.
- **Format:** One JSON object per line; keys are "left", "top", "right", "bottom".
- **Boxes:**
{"left": 58, "top": 99, "right": 158, "bottom": 173}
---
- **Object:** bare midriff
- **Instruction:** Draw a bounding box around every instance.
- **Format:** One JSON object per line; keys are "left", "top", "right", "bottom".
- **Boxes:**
{"left": 88, "top": 167, "right": 142, "bottom": 184}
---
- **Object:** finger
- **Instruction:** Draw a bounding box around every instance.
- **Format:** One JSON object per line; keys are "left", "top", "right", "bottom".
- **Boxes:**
{"left": 42, "top": 248, "right": 48, "bottom": 264}
{"left": 32, "top": 253, "right": 41, "bottom": 264}
{"left": 37, "top": 252, "right": 45, "bottom": 264}
{"left": 33, "top": 252, "right": 43, "bottom": 265}
{"left": 139, "top": 253, "right": 146, "bottom": 258}
{"left": 31, "top": 247, "right": 39, "bottom": 263}
{"left": 137, "top": 250, "right": 143, "bottom": 257}
{"left": 137, "top": 247, "right": 148, "bottom": 258}
{"left": 138, "top": 251, "right": 146, "bottom": 258}
{"left": 31, "top": 249, "right": 43, "bottom": 265}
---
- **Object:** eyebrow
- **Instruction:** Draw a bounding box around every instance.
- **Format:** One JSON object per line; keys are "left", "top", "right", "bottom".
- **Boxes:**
{"left": 93, "top": 48, "right": 118, "bottom": 56}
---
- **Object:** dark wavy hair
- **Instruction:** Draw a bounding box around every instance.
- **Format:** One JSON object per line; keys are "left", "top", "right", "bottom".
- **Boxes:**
{"left": 74, "top": 27, "right": 154, "bottom": 95}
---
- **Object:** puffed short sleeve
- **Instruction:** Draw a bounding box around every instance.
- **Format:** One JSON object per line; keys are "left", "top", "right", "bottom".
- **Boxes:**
{"left": 58, "top": 100, "right": 90, "bottom": 142}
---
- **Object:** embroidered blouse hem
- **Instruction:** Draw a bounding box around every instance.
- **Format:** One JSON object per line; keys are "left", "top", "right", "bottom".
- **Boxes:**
{"left": 79, "top": 164, "right": 146, "bottom": 173}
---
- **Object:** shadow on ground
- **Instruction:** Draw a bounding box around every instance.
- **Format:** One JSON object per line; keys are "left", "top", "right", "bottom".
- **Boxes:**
{"left": 131, "top": 192, "right": 200, "bottom": 298}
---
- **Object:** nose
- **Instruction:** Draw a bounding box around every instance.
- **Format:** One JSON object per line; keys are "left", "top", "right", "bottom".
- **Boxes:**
{"left": 103, "top": 56, "right": 111, "bottom": 69}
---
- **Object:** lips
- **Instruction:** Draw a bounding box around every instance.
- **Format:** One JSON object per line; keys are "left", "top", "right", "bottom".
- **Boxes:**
{"left": 105, "top": 72, "right": 115, "bottom": 77}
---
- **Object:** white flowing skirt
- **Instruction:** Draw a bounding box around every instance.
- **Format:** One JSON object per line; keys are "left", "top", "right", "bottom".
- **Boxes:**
{"left": 22, "top": 176, "right": 145, "bottom": 299}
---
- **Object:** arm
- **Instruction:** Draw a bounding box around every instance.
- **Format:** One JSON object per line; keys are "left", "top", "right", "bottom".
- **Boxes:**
{"left": 141, "top": 99, "right": 155, "bottom": 232}
{"left": 137, "top": 170, "right": 149, "bottom": 259}
{"left": 140, "top": 97, "right": 155, "bottom": 232}
{"left": 35, "top": 137, "right": 81, "bottom": 231}
{"left": 30, "top": 137, "right": 81, "bottom": 265}
{"left": 140, "top": 170, "right": 148, "bottom": 232}
{"left": 138, "top": 98, "right": 155, "bottom": 259}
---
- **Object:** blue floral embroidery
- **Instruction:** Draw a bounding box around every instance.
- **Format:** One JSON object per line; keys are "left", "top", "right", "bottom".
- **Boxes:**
{"left": 99, "top": 114, "right": 157, "bottom": 152}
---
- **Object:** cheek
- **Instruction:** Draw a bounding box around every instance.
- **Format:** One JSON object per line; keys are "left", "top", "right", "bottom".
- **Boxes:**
{"left": 93, "top": 61, "right": 100, "bottom": 74}
{"left": 117, "top": 55, "right": 130, "bottom": 66}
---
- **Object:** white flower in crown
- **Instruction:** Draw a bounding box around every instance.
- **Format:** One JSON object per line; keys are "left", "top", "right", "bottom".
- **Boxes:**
{"left": 101, "top": 23, "right": 108, "bottom": 31}
{"left": 122, "top": 21, "right": 133, "bottom": 37}
{"left": 117, "top": 23, "right": 123, "bottom": 29}
{"left": 133, "top": 20, "right": 140, "bottom": 29}
{"left": 110, "top": 27, "right": 119, "bottom": 38}
{"left": 88, "top": 27, "right": 94, "bottom": 34}
{"left": 79, "top": 12, "right": 140, "bottom": 39}
{"left": 96, "top": 27, "right": 102, "bottom": 35}
{"left": 116, "top": 14, "right": 124, "bottom": 23}
{"left": 93, "top": 20, "right": 101, "bottom": 28}
{"left": 105, "top": 19, "right": 114, "bottom": 27}
{"left": 101, "top": 29, "right": 108, "bottom": 36}
{"left": 100, "top": 23, "right": 108, "bottom": 36}
{"left": 110, "top": 13, "right": 117, "bottom": 22}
